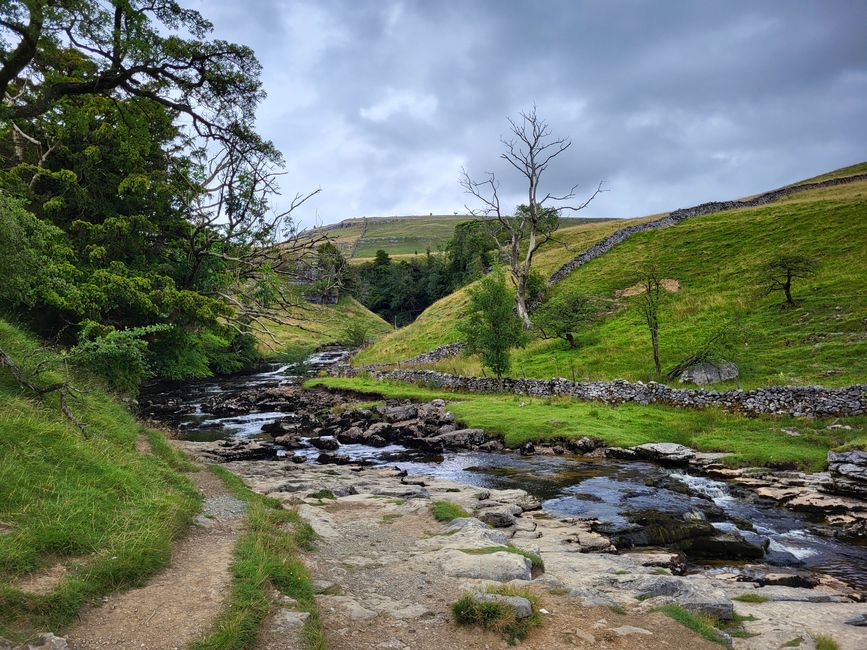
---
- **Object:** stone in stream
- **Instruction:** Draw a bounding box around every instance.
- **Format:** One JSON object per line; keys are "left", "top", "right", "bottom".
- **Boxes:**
{"left": 470, "top": 592, "right": 533, "bottom": 619}
{"left": 632, "top": 442, "right": 696, "bottom": 465}
{"left": 309, "top": 435, "right": 340, "bottom": 450}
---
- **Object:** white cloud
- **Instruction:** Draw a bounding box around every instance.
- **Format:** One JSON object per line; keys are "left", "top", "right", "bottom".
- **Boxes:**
{"left": 359, "top": 89, "right": 439, "bottom": 123}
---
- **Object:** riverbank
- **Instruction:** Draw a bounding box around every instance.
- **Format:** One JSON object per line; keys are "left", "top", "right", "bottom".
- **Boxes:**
{"left": 0, "top": 321, "right": 201, "bottom": 642}
{"left": 306, "top": 377, "right": 867, "bottom": 471}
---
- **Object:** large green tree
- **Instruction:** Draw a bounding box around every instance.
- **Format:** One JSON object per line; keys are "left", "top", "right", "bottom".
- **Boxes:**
{"left": 457, "top": 266, "right": 527, "bottom": 379}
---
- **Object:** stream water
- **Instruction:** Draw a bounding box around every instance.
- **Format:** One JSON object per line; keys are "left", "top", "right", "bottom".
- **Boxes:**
{"left": 144, "top": 358, "right": 867, "bottom": 590}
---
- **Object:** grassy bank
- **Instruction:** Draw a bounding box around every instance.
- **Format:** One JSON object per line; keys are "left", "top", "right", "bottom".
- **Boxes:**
{"left": 0, "top": 320, "right": 200, "bottom": 640}
{"left": 192, "top": 466, "right": 325, "bottom": 650}
{"left": 307, "top": 376, "right": 866, "bottom": 470}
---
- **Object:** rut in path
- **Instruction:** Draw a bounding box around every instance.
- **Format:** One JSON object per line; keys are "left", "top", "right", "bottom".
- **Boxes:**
{"left": 66, "top": 470, "right": 246, "bottom": 650}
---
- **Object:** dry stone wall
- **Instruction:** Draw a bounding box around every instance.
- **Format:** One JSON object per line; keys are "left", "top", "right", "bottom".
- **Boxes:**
{"left": 332, "top": 367, "right": 867, "bottom": 418}
{"left": 543, "top": 173, "right": 867, "bottom": 291}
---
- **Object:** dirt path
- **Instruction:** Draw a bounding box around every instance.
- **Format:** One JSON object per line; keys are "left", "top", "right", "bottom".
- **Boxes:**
{"left": 66, "top": 470, "right": 246, "bottom": 650}
{"left": 302, "top": 497, "right": 719, "bottom": 650}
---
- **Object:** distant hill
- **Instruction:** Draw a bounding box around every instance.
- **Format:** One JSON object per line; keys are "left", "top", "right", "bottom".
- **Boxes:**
{"left": 354, "top": 164, "right": 867, "bottom": 389}
{"left": 305, "top": 214, "right": 614, "bottom": 262}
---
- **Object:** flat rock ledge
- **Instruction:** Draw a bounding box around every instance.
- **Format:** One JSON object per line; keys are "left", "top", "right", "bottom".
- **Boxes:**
{"left": 173, "top": 445, "right": 867, "bottom": 650}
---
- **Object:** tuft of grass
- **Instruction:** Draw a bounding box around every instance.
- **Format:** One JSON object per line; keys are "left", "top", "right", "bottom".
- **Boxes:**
{"left": 381, "top": 513, "right": 403, "bottom": 525}
{"left": 657, "top": 605, "right": 728, "bottom": 646}
{"left": 0, "top": 320, "right": 201, "bottom": 640}
{"left": 452, "top": 584, "right": 542, "bottom": 645}
{"left": 780, "top": 638, "right": 803, "bottom": 648}
{"left": 191, "top": 466, "right": 325, "bottom": 650}
{"left": 733, "top": 593, "right": 769, "bottom": 603}
{"left": 307, "top": 489, "right": 336, "bottom": 501}
{"left": 431, "top": 500, "right": 470, "bottom": 522}
{"left": 813, "top": 634, "right": 840, "bottom": 650}
{"left": 458, "top": 545, "right": 544, "bottom": 571}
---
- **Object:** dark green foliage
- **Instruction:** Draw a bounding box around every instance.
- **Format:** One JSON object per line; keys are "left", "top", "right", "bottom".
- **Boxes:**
{"left": 351, "top": 249, "right": 452, "bottom": 326}
{"left": 69, "top": 324, "right": 169, "bottom": 396}
{"left": 535, "top": 291, "right": 602, "bottom": 348}
{"left": 445, "top": 220, "right": 502, "bottom": 287}
{"left": 457, "top": 267, "right": 528, "bottom": 378}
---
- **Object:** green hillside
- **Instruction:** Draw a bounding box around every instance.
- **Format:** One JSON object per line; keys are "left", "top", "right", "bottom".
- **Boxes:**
{"left": 355, "top": 169, "right": 867, "bottom": 388}
{"left": 308, "top": 215, "right": 615, "bottom": 263}
{"left": 0, "top": 320, "right": 198, "bottom": 638}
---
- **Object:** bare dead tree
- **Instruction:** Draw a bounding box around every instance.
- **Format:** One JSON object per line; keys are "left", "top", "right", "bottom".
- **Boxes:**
{"left": 460, "top": 107, "right": 605, "bottom": 327}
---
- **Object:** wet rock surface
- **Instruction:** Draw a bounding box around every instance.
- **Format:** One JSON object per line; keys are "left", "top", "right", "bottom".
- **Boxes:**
{"left": 172, "top": 454, "right": 867, "bottom": 649}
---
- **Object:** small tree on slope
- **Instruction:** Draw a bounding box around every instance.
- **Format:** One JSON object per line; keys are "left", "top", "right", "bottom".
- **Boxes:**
{"left": 762, "top": 255, "right": 818, "bottom": 306}
{"left": 457, "top": 267, "right": 528, "bottom": 381}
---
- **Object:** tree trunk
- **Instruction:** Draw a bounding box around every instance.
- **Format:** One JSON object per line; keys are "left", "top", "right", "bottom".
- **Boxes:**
{"left": 651, "top": 327, "right": 661, "bottom": 374}
{"left": 565, "top": 332, "right": 576, "bottom": 348}
{"left": 515, "top": 289, "right": 532, "bottom": 329}
{"left": 784, "top": 274, "right": 794, "bottom": 305}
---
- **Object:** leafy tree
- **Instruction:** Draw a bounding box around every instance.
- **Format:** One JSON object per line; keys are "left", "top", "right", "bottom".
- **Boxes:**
{"left": 535, "top": 291, "right": 601, "bottom": 348}
{"left": 461, "top": 108, "right": 604, "bottom": 326}
{"left": 457, "top": 266, "right": 527, "bottom": 379}
{"left": 762, "top": 254, "right": 818, "bottom": 306}
{"left": 1, "top": 0, "right": 263, "bottom": 149}
{"left": 445, "top": 220, "right": 500, "bottom": 288}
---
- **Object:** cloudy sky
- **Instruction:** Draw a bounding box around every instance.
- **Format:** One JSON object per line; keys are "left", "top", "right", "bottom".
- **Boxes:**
{"left": 194, "top": 0, "right": 867, "bottom": 227}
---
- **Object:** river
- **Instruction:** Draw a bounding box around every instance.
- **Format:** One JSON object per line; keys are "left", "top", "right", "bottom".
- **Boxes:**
{"left": 143, "top": 357, "right": 867, "bottom": 591}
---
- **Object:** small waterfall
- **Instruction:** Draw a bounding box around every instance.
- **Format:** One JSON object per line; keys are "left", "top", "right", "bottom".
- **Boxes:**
{"left": 670, "top": 471, "right": 734, "bottom": 503}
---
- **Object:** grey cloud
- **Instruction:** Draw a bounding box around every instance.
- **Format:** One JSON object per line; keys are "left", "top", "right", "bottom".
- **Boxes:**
{"left": 194, "top": 0, "right": 867, "bottom": 225}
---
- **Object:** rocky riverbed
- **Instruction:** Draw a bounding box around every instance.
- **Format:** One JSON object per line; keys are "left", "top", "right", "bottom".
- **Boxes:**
{"left": 143, "top": 366, "right": 867, "bottom": 649}
{"left": 173, "top": 446, "right": 867, "bottom": 649}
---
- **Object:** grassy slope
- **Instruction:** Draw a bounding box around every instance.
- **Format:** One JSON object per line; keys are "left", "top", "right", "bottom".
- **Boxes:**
{"left": 0, "top": 320, "right": 199, "bottom": 639}
{"left": 308, "top": 376, "right": 867, "bottom": 471}
{"left": 352, "top": 217, "right": 656, "bottom": 365}
{"left": 356, "top": 171, "right": 867, "bottom": 388}
{"left": 258, "top": 295, "right": 392, "bottom": 356}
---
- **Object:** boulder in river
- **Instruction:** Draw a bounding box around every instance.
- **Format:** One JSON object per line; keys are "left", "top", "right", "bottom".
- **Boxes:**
{"left": 632, "top": 442, "right": 696, "bottom": 465}
{"left": 310, "top": 436, "right": 340, "bottom": 450}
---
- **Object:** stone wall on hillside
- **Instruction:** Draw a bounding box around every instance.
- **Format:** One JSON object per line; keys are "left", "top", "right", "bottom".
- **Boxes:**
{"left": 541, "top": 172, "right": 867, "bottom": 295}
{"left": 331, "top": 366, "right": 867, "bottom": 418}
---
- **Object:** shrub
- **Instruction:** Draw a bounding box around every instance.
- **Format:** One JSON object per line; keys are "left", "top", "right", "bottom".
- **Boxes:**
{"left": 341, "top": 322, "right": 370, "bottom": 348}
{"left": 70, "top": 323, "right": 169, "bottom": 396}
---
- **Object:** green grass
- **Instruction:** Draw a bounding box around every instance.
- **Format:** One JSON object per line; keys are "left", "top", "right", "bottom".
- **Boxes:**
{"left": 381, "top": 513, "right": 403, "bottom": 524}
{"left": 307, "top": 489, "right": 336, "bottom": 501}
{"left": 459, "top": 546, "right": 544, "bottom": 570}
{"left": 191, "top": 466, "right": 324, "bottom": 650}
{"left": 792, "top": 161, "right": 867, "bottom": 185}
{"left": 257, "top": 295, "right": 392, "bottom": 357}
{"left": 452, "top": 584, "right": 542, "bottom": 645}
{"left": 431, "top": 500, "right": 470, "bottom": 522}
{"left": 657, "top": 605, "right": 728, "bottom": 646}
{"left": 356, "top": 171, "right": 867, "bottom": 390}
{"left": 307, "top": 376, "right": 866, "bottom": 470}
{"left": 733, "top": 593, "right": 769, "bottom": 603}
{"left": 813, "top": 634, "right": 840, "bottom": 650}
{"left": 0, "top": 319, "right": 201, "bottom": 640}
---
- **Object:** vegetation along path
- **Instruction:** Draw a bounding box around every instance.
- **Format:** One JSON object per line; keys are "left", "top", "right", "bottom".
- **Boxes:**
{"left": 65, "top": 468, "right": 247, "bottom": 650}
